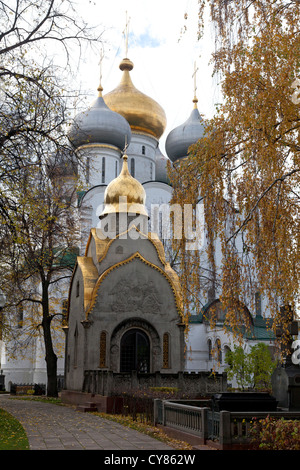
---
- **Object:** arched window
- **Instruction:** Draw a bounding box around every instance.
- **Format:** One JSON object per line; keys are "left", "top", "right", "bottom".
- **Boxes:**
{"left": 255, "top": 291, "right": 262, "bottom": 316}
{"left": 99, "top": 331, "right": 107, "bottom": 368}
{"left": 120, "top": 329, "right": 150, "bottom": 373}
{"left": 208, "top": 339, "right": 212, "bottom": 360}
{"left": 62, "top": 299, "right": 68, "bottom": 326}
{"left": 215, "top": 339, "right": 222, "bottom": 363}
{"left": 163, "top": 333, "right": 170, "bottom": 368}
{"left": 224, "top": 346, "right": 231, "bottom": 365}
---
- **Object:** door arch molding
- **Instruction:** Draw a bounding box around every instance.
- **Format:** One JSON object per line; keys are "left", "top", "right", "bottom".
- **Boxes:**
{"left": 110, "top": 318, "right": 160, "bottom": 372}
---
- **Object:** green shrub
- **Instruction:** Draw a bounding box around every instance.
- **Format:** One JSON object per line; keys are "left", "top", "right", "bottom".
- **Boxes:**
{"left": 250, "top": 416, "right": 300, "bottom": 450}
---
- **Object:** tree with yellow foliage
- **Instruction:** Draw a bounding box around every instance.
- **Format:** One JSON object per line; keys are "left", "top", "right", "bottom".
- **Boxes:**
{"left": 1, "top": 157, "right": 79, "bottom": 397}
{"left": 0, "top": 0, "right": 100, "bottom": 396}
{"left": 169, "top": 0, "right": 300, "bottom": 350}
{"left": 0, "top": 0, "right": 100, "bottom": 220}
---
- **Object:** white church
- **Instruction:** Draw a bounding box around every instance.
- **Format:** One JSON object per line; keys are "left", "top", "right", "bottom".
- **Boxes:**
{"left": 0, "top": 51, "right": 275, "bottom": 391}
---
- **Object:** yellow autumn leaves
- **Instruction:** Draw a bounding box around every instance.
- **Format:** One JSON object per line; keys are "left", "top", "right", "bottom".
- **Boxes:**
{"left": 169, "top": 1, "right": 300, "bottom": 346}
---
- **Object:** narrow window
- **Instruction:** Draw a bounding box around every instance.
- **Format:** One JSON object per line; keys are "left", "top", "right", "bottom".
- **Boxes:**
{"left": 130, "top": 158, "right": 135, "bottom": 177}
{"left": 99, "top": 331, "right": 107, "bottom": 368}
{"left": 208, "top": 339, "right": 212, "bottom": 360}
{"left": 163, "top": 333, "right": 170, "bottom": 368}
{"left": 255, "top": 291, "right": 261, "bottom": 316}
{"left": 159, "top": 211, "right": 162, "bottom": 239}
{"left": 62, "top": 299, "right": 68, "bottom": 326}
{"left": 142, "top": 145, "right": 146, "bottom": 155}
{"left": 74, "top": 324, "right": 78, "bottom": 367}
{"left": 17, "top": 304, "right": 23, "bottom": 328}
{"left": 150, "top": 162, "right": 153, "bottom": 180}
{"left": 102, "top": 157, "right": 106, "bottom": 183}
{"left": 224, "top": 346, "right": 231, "bottom": 365}
{"left": 115, "top": 160, "right": 118, "bottom": 177}
{"left": 76, "top": 280, "right": 80, "bottom": 297}
{"left": 216, "top": 339, "right": 222, "bottom": 363}
{"left": 86, "top": 157, "right": 90, "bottom": 184}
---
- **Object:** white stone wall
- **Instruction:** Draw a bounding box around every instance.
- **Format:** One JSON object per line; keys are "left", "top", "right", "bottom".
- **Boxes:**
{"left": 76, "top": 144, "right": 122, "bottom": 188}
{"left": 126, "top": 133, "right": 158, "bottom": 183}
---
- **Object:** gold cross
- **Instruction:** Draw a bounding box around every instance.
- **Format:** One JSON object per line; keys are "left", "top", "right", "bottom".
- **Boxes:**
{"left": 124, "top": 11, "right": 131, "bottom": 57}
{"left": 97, "top": 47, "right": 104, "bottom": 96}
{"left": 192, "top": 61, "right": 199, "bottom": 107}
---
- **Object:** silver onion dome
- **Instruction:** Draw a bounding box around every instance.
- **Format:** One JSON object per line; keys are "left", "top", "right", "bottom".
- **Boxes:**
{"left": 155, "top": 147, "right": 170, "bottom": 184}
{"left": 68, "top": 86, "right": 132, "bottom": 150}
{"left": 165, "top": 104, "right": 205, "bottom": 163}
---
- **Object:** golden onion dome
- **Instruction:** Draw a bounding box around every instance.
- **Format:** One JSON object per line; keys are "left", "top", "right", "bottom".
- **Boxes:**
{"left": 99, "top": 154, "right": 148, "bottom": 219}
{"left": 103, "top": 58, "right": 167, "bottom": 140}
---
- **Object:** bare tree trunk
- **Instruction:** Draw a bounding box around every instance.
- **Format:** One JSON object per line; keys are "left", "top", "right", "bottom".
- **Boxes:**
{"left": 42, "top": 281, "right": 58, "bottom": 397}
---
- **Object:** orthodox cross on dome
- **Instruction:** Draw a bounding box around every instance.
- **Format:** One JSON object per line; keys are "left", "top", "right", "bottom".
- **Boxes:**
{"left": 97, "top": 47, "right": 104, "bottom": 96}
{"left": 123, "top": 135, "right": 129, "bottom": 156}
{"left": 192, "top": 61, "right": 199, "bottom": 108}
{"left": 123, "top": 10, "right": 131, "bottom": 58}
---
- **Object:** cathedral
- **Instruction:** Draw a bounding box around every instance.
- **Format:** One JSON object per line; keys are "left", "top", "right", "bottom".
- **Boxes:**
{"left": 0, "top": 50, "right": 275, "bottom": 392}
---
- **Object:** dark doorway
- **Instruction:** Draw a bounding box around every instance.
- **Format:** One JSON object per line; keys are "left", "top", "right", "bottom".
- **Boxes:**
{"left": 120, "top": 329, "right": 150, "bottom": 373}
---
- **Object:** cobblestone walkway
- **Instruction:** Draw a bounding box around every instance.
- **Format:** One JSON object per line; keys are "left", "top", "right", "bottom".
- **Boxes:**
{"left": 0, "top": 394, "right": 173, "bottom": 451}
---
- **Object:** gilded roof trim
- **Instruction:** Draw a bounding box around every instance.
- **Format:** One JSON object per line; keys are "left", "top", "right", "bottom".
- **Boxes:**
{"left": 67, "top": 227, "right": 183, "bottom": 323}
{"left": 76, "top": 143, "right": 121, "bottom": 151}
{"left": 84, "top": 228, "right": 110, "bottom": 258}
{"left": 65, "top": 256, "right": 99, "bottom": 322}
{"left": 77, "top": 257, "right": 99, "bottom": 312}
{"left": 88, "top": 225, "right": 168, "bottom": 267}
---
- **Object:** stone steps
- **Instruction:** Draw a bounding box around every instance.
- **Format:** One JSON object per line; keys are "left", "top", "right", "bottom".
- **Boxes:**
{"left": 76, "top": 401, "right": 99, "bottom": 412}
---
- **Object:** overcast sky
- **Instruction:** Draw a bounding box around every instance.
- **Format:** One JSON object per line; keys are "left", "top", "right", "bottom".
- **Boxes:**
{"left": 75, "top": 0, "right": 220, "bottom": 154}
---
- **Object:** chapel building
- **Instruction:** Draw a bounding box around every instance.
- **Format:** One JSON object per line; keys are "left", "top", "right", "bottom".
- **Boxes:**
{"left": 64, "top": 153, "right": 186, "bottom": 393}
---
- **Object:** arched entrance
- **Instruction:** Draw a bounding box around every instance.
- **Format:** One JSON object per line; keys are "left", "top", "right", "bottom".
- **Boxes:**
{"left": 120, "top": 329, "right": 150, "bottom": 373}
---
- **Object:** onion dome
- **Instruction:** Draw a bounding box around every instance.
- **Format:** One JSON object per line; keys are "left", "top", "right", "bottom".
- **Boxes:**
{"left": 165, "top": 98, "right": 205, "bottom": 163}
{"left": 155, "top": 147, "right": 170, "bottom": 184}
{"left": 103, "top": 58, "right": 167, "bottom": 140}
{"left": 99, "top": 154, "right": 148, "bottom": 219}
{"left": 68, "top": 85, "right": 131, "bottom": 150}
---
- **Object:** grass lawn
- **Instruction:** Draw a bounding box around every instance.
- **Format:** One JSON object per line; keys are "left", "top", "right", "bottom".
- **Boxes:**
{"left": 0, "top": 408, "right": 29, "bottom": 450}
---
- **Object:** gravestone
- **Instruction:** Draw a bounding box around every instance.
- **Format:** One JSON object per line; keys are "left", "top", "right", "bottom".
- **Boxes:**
{"left": 271, "top": 306, "right": 300, "bottom": 410}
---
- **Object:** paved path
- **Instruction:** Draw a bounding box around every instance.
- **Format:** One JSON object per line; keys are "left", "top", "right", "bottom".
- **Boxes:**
{"left": 0, "top": 394, "right": 173, "bottom": 451}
